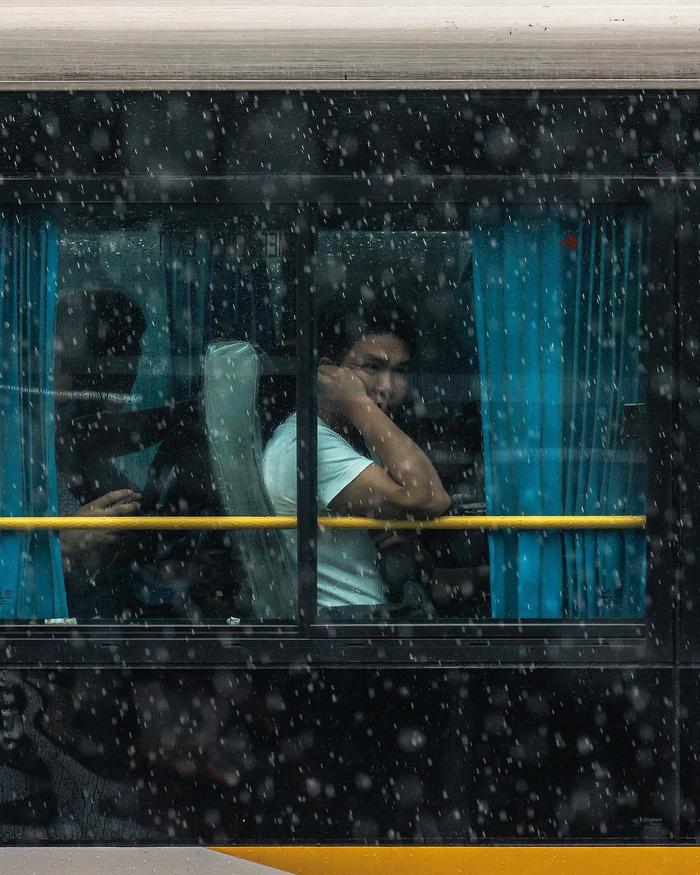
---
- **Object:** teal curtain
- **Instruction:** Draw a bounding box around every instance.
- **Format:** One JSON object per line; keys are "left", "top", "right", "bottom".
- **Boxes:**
{"left": 0, "top": 212, "right": 67, "bottom": 620}
{"left": 471, "top": 206, "right": 646, "bottom": 619}
{"left": 164, "top": 232, "right": 210, "bottom": 399}
{"left": 163, "top": 231, "right": 274, "bottom": 399}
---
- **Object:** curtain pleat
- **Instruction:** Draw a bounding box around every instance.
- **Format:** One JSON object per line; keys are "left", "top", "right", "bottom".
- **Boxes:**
{"left": 163, "top": 232, "right": 211, "bottom": 399}
{"left": 0, "top": 212, "right": 67, "bottom": 620}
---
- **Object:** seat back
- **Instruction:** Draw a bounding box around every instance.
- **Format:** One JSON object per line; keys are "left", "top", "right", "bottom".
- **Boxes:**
{"left": 203, "top": 341, "right": 295, "bottom": 620}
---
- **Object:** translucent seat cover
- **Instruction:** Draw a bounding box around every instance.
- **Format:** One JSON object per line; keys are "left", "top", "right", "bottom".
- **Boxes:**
{"left": 203, "top": 341, "right": 296, "bottom": 621}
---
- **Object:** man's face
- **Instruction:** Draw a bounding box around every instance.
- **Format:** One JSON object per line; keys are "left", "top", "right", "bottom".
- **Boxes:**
{"left": 341, "top": 333, "right": 411, "bottom": 413}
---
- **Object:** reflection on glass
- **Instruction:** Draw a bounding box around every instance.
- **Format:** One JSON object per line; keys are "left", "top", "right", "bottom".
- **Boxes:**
{"left": 0, "top": 201, "right": 649, "bottom": 625}
{"left": 29, "top": 215, "right": 295, "bottom": 623}
{"left": 314, "top": 209, "right": 647, "bottom": 621}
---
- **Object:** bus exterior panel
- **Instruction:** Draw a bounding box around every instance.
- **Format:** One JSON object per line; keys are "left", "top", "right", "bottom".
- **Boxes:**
{"left": 0, "top": 2, "right": 697, "bottom": 870}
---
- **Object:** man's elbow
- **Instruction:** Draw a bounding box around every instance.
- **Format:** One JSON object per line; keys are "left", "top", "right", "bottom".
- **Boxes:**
{"left": 407, "top": 487, "right": 451, "bottom": 519}
{"left": 425, "top": 488, "right": 451, "bottom": 517}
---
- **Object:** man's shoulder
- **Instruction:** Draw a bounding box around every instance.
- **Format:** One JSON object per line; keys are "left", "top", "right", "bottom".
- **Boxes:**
{"left": 317, "top": 420, "right": 367, "bottom": 460}
{"left": 265, "top": 414, "right": 369, "bottom": 463}
{"left": 266, "top": 412, "right": 296, "bottom": 441}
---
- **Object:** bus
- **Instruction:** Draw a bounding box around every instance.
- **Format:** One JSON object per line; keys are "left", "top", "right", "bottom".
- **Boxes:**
{"left": 1, "top": 1, "right": 699, "bottom": 872}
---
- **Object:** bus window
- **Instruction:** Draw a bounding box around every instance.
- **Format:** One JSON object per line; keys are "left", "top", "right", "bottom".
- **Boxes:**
{"left": 311, "top": 206, "right": 648, "bottom": 622}
{"left": 1, "top": 208, "right": 298, "bottom": 623}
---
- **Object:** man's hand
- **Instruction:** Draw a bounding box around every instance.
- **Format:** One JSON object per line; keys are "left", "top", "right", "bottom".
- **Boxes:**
{"left": 317, "top": 364, "right": 371, "bottom": 420}
{"left": 60, "top": 489, "right": 142, "bottom": 561}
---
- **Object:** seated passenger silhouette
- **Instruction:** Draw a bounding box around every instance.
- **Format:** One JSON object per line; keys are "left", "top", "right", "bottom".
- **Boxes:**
{"left": 262, "top": 301, "right": 450, "bottom": 619}
{"left": 55, "top": 289, "right": 235, "bottom": 620}
{"left": 54, "top": 290, "right": 147, "bottom": 615}
{"left": 55, "top": 289, "right": 192, "bottom": 504}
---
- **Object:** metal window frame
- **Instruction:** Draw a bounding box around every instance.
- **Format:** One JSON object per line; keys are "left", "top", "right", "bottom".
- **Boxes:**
{"left": 307, "top": 181, "right": 676, "bottom": 663}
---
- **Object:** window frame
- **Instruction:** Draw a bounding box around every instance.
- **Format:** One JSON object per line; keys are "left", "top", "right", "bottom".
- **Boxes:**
{"left": 0, "top": 173, "right": 677, "bottom": 666}
{"left": 306, "top": 179, "right": 676, "bottom": 662}
{"left": 677, "top": 184, "right": 700, "bottom": 663}
{"left": 0, "top": 197, "right": 308, "bottom": 656}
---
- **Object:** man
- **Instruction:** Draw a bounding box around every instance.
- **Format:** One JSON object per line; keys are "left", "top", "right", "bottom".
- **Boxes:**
{"left": 55, "top": 289, "right": 229, "bottom": 619}
{"left": 262, "top": 301, "right": 450, "bottom": 614}
{"left": 54, "top": 290, "right": 146, "bottom": 615}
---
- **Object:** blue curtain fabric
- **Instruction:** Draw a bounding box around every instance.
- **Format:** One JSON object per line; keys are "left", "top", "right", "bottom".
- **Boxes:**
{"left": 472, "top": 206, "right": 646, "bottom": 619}
{"left": 163, "top": 232, "right": 210, "bottom": 399}
{"left": 0, "top": 213, "right": 67, "bottom": 619}
{"left": 163, "top": 232, "right": 273, "bottom": 399}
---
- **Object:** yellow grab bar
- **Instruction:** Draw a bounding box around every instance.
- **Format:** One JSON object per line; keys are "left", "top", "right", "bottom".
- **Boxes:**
{"left": 0, "top": 515, "right": 646, "bottom": 531}
{"left": 321, "top": 515, "right": 645, "bottom": 531}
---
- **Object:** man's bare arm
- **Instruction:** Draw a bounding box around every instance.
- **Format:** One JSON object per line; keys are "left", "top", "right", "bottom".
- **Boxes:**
{"left": 319, "top": 366, "right": 450, "bottom": 519}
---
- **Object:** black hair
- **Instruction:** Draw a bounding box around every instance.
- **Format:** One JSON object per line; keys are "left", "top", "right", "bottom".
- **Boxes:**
{"left": 317, "top": 300, "right": 417, "bottom": 363}
{"left": 56, "top": 289, "right": 146, "bottom": 361}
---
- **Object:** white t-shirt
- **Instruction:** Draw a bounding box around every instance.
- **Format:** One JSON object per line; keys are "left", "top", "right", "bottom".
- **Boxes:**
{"left": 262, "top": 414, "right": 385, "bottom": 608}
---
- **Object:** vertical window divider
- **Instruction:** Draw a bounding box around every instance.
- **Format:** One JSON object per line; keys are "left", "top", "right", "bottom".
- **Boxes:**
{"left": 644, "top": 188, "right": 677, "bottom": 661}
{"left": 296, "top": 203, "right": 318, "bottom": 635}
{"left": 670, "top": 183, "right": 683, "bottom": 839}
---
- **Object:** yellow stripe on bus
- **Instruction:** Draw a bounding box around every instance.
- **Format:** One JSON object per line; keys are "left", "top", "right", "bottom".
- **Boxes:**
{"left": 0, "top": 515, "right": 646, "bottom": 530}
{"left": 208, "top": 845, "right": 700, "bottom": 875}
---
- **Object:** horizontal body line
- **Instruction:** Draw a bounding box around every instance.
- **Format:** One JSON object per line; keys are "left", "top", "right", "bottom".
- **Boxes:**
{"left": 209, "top": 845, "right": 700, "bottom": 874}
{"left": 0, "top": 80, "right": 698, "bottom": 91}
{"left": 0, "top": 515, "right": 646, "bottom": 530}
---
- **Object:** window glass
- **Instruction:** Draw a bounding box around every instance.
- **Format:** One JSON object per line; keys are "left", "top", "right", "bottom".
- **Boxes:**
{"left": 311, "top": 206, "right": 648, "bottom": 622}
{"left": 1, "top": 207, "right": 298, "bottom": 623}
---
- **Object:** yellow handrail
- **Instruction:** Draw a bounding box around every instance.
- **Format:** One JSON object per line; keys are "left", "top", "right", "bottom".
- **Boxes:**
{"left": 0, "top": 515, "right": 646, "bottom": 531}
